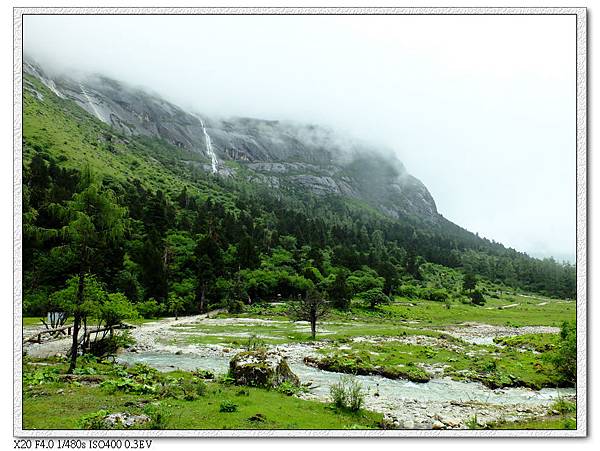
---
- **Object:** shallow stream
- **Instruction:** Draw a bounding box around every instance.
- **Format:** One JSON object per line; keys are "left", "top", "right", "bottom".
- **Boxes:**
{"left": 116, "top": 349, "right": 575, "bottom": 428}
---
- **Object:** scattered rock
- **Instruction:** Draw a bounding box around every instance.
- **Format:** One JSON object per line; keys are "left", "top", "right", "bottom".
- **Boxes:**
{"left": 103, "top": 412, "right": 150, "bottom": 428}
{"left": 248, "top": 413, "right": 266, "bottom": 422}
{"left": 432, "top": 420, "right": 445, "bottom": 430}
{"left": 443, "top": 417, "right": 461, "bottom": 428}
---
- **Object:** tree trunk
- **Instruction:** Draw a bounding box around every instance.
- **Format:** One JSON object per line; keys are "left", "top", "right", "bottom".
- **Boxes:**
{"left": 310, "top": 307, "right": 317, "bottom": 340}
{"left": 199, "top": 286, "right": 206, "bottom": 313}
{"left": 68, "top": 272, "right": 85, "bottom": 373}
{"left": 82, "top": 316, "right": 88, "bottom": 352}
{"left": 68, "top": 314, "right": 81, "bottom": 373}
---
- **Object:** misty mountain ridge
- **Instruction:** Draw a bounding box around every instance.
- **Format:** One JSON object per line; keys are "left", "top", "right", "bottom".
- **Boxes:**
{"left": 23, "top": 58, "right": 439, "bottom": 224}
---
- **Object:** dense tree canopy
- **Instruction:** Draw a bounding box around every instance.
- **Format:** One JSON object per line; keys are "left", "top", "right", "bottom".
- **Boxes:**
{"left": 23, "top": 149, "right": 576, "bottom": 322}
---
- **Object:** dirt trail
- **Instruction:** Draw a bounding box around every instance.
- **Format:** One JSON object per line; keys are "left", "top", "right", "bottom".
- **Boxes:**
{"left": 129, "top": 309, "right": 226, "bottom": 352}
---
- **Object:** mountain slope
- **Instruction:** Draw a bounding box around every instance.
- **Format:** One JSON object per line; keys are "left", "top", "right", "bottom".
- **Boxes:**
{"left": 24, "top": 59, "right": 438, "bottom": 224}
{"left": 21, "top": 60, "right": 576, "bottom": 310}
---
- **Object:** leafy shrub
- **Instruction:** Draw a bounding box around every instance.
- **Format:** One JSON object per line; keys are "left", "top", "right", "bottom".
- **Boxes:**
{"left": 219, "top": 400, "right": 238, "bottom": 412}
{"left": 346, "top": 269, "right": 385, "bottom": 296}
{"left": 481, "top": 359, "right": 498, "bottom": 373}
{"left": 100, "top": 377, "right": 157, "bottom": 395}
{"left": 550, "top": 397, "right": 576, "bottom": 415}
{"left": 227, "top": 300, "right": 245, "bottom": 314}
{"left": 73, "top": 366, "right": 98, "bottom": 375}
{"left": 550, "top": 321, "right": 576, "bottom": 384}
{"left": 78, "top": 353, "right": 98, "bottom": 364}
{"left": 276, "top": 381, "right": 305, "bottom": 396}
{"left": 244, "top": 334, "right": 266, "bottom": 351}
{"left": 100, "top": 292, "right": 138, "bottom": 327}
{"left": 156, "top": 381, "right": 180, "bottom": 400}
{"left": 217, "top": 373, "right": 236, "bottom": 385}
{"left": 423, "top": 288, "right": 449, "bottom": 302}
{"left": 330, "top": 375, "right": 364, "bottom": 412}
{"left": 166, "top": 293, "right": 186, "bottom": 319}
{"left": 136, "top": 299, "right": 163, "bottom": 319}
{"left": 469, "top": 289, "right": 486, "bottom": 306}
{"left": 24, "top": 367, "right": 61, "bottom": 386}
{"left": 562, "top": 417, "right": 576, "bottom": 429}
{"left": 89, "top": 331, "right": 135, "bottom": 357}
{"left": 78, "top": 410, "right": 109, "bottom": 430}
{"left": 144, "top": 403, "right": 170, "bottom": 429}
{"left": 192, "top": 369, "right": 215, "bottom": 379}
{"left": 127, "top": 363, "right": 159, "bottom": 381}
{"left": 358, "top": 288, "right": 390, "bottom": 309}
{"left": 397, "top": 285, "right": 421, "bottom": 299}
{"left": 181, "top": 378, "right": 207, "bottom": 400}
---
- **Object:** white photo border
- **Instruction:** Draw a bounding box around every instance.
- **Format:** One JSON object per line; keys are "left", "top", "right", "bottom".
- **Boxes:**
{"left": 13, "top": 6, "right": 588, "bottom": 438}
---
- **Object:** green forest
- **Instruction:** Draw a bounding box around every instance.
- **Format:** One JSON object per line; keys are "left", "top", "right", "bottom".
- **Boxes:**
{"left": 22, "top": 73, "right": 576, "bottom": 322}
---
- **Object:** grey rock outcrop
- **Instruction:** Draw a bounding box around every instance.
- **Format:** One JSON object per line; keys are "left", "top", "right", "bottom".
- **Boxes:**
{"left": 229, "top": 350, "right": 300, "bottom": 388}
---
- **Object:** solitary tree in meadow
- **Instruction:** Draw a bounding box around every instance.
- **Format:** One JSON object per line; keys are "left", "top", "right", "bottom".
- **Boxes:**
{"left": 289, "top": 288, "right": 329, "bottom": 340}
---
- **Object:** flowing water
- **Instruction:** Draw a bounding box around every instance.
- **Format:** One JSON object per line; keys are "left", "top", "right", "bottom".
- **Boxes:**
{"left": 79, "top": 83, "right": 104, "bottom": 122}
{"left": 115, "top": 313, "right": 575, "bottom": 428}
{"left": 116, "top": 349, "right": 575, "bottom": 428}
{"left": 196, "top": 115, "right": 218, "bottom": 173}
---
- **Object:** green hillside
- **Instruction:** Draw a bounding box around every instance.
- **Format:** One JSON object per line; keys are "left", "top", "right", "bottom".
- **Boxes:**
{"left": 22, "top": 73, "right": 576, "bottom": 319}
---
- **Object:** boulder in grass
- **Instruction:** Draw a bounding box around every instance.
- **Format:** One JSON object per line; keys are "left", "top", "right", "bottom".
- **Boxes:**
{"left": 229, "top": 350, "right": 300, "bottom": 388}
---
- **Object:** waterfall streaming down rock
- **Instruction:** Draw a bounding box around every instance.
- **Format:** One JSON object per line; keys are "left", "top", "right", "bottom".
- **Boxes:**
{"left": 79, "top": 83, "right": 103, "bottom": 122}
{"left": 197, "top": 116, "right": 218, "bottom": 174}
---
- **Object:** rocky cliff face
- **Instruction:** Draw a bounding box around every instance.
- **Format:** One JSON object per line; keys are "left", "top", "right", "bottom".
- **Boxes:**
{"left": 24, "top": 59, "right": 439, "bottom": 222}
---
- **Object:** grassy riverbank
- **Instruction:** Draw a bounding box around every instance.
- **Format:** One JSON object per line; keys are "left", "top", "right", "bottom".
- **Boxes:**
{"left": 22, "top": 357, "right": 383, "bottom": 430}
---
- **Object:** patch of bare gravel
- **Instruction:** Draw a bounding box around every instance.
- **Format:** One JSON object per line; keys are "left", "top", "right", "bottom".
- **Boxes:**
{"left": 433, "top": 322, "right": 560, "bottom": 345}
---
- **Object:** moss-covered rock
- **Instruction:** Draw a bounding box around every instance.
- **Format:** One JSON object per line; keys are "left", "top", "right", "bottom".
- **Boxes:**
{"left": 229, "top": 350, "right": 299, "bottom": 388}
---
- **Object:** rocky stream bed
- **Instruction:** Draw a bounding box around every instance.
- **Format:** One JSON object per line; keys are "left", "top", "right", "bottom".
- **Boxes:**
{"left": 109, "top": 314, "right": 575, "bottom": 430}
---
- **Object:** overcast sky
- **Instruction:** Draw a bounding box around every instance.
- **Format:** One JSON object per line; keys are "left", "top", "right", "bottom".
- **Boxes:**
{"left": 23, "top": 14, "right": 576, "bottom": 263}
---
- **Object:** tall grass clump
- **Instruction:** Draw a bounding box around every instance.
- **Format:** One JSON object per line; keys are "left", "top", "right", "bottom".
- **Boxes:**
{"left": 330, "top": 375, "right": 364, "bottom": 412}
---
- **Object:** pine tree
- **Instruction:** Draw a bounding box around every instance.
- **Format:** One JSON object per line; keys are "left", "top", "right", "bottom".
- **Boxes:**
{"left": 49, "top": 172, "right": 127, "bottom": 373}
